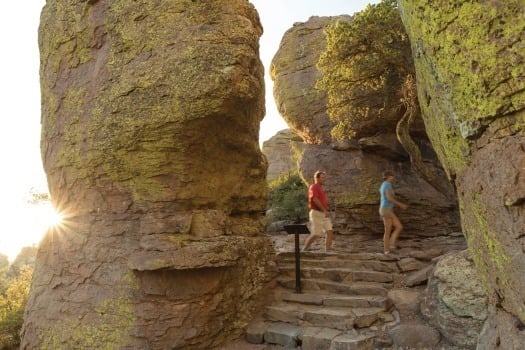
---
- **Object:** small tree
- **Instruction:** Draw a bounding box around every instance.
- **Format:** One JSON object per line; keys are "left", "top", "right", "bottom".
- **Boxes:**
{"left": 268, "top": 172, "right": 308, "bottom": 223}
{"left": 317, "top": 0, "right": 452, "bottom": 197}
{"left": 317, "top": 0, "right": 413, "bottom": 140}
{"left": 0, "top": 265, "right": 33, "bottom": 350}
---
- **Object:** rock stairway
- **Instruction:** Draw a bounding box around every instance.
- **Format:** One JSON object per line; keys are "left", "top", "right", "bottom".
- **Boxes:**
{"left": 241, "top": 234, "right": 468, "bottom": 350}
{"left": 245, "top": 250, "right": 401, "bottom": 349}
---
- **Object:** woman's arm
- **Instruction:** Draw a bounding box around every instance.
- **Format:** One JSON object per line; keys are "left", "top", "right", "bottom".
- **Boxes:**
{"left": 386, "top": 189, "right": 408, "bottom": 209}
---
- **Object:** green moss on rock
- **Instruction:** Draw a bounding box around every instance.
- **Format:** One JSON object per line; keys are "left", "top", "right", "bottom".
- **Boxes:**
{"left": 39, "top": 276, "right": 137, "bottom": 350}
{"left": 399, "top": 0, "right": 525, "bottom": 177}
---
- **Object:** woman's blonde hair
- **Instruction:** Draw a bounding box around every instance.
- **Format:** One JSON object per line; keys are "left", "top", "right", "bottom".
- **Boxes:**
{"left": 382, "top": 171, "right": 394, "bottom": 180}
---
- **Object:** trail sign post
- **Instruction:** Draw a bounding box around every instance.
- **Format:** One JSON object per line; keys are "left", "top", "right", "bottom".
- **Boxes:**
{"left": 283, "top": 224, "right": 310, "bottom": 293}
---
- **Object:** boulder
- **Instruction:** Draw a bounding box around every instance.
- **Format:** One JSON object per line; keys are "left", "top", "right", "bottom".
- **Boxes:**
{"left": 387, "top": 289, "right": 421, "bottom": 315}
{"left": 271, "top": 16, "right": 459, "bottom": 237}
{"left": 271, "top": 16, "right": 352, "bottom": 144}
{"left": 22, "top": 1, "right": 275, "bottom": 349}
{"left": 477, "top": 308, "right": 525, "bottom": 350}
{"left": 421, "top": 250, "right": 488, "bottom": 348}
{"left": 262, "top": 129, "right": 305, "bottom": 181}
{"left": 400, "top": 0, "right": 525, "bottom": 334}
{"left": 388, "top": 323, "right": 441, "bottom": 349}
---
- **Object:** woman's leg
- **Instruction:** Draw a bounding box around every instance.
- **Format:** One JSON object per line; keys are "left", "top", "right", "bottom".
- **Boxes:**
{"left": 383, "top": 217, "right": 393, "bottom": 253}
{"left": 390, "top": 214, "right": 403, "bottom": 249}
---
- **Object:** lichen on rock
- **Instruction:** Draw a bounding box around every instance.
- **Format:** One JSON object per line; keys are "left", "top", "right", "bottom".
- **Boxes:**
{"left": 399, "top": 0, "right": 525, "bottom": 334}
{"left": 22, "top": 1, "right": 275, "bottom": 348}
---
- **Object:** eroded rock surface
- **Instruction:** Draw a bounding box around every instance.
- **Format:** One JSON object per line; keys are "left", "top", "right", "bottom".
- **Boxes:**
{"left": 261, "top": 129, "right": 305, "bottom": 182}
{"left": 298, "top": 143, "right": 459, "bottom": 236}
{"left": 270, "top": 16, "right": 459, "bottom": 237}
{"left": 421, "top": 250, "right": 488, "bottom": 348}
{"left": 22, "top": 1, "right": 275, "bottom": 349}
{"left": 271, "top": 16, "right": 351, "bottom": 145}
{"left": 399, "top": 0, "right": 525, "bottom": 342}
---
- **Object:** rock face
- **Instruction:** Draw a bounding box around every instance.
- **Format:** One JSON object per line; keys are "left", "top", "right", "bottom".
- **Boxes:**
{"left": 271, "top": 16, "right": 459, "bottom": 237}
{"left": 261, "top": 129, "right": 304, "bottom": 181}
{"left": 399, "top": 0, "right": 525, "bottom": 335}
{"left": 298, "top": 143, "right": 459, "bottom": 236}
{"left": 271, "top": 16, "right": 351, "bottom": 145}
{"left": 477, "top": 308, "right": 525, "bottom": 350}
{"left": 421, "top": 250, "right": 488, "bottom": 348}
{"left": 22, "top": 1, "right": 275, "bottom": 349}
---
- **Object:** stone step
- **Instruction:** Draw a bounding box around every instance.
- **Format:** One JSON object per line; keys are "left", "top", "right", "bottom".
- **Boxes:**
{"left": 281, "top": 291, "right": 391, "bottom": 309}
{"left": 277, "top": 256, "right": 399, "bottom": 273}
{"left": 264, "top": 302, "right": 385, "bottom": 330}
{"left": 278, "top": 265, "right": 395, "bottom": 283}
{"left": 247, "top": 323, "right": 376, "bottom": 350}
{"left": 328, "top": 331, "right": 375, "bottom": 350}
{"left": 263, "top": 321, "right": 301, "bottom": 347}
{"left": 278, "top": 277, "right": 389, "bottom": 296}
{"left": 277, "top": 251, "right": 395, "bottom": 261}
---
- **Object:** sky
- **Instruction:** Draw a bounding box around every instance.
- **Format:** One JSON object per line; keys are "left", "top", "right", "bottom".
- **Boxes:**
{"left": 0, "top": 0, "right": 378, "bottom": 261}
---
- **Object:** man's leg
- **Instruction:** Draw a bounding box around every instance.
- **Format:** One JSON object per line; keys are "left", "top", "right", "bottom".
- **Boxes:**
{"left": 303, "top": 233, "right": 318, "bottom": 251}
{"left": 303, "top": 212, "right": 320, "bottom": 251}
{"left": 325, "top": 230, "right": 333, "bottom": 250}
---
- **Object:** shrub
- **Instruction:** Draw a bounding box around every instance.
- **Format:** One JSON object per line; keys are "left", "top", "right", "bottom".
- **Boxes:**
{"left": 0, "top": 264, "right": 33, "bottom": 349}
{"left": 268, "top": 172, "right": 308, "bottom": 222}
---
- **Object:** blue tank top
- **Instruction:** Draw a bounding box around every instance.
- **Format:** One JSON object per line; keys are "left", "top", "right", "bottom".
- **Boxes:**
{"left": 380, "top": 181, "right": 394, "bottom": 208}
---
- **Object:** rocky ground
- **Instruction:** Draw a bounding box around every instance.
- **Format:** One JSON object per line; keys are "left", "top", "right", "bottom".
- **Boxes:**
{"left": 219, "top": 230, "right": 469, "bottom": 350}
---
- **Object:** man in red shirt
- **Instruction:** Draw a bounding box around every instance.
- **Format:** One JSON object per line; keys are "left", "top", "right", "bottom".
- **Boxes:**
{"left": 302, "top": 170, "right": 333, "bottom": 252}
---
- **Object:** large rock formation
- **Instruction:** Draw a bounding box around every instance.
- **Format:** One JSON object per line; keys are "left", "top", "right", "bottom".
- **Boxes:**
{"left": 261, "top": 129, "right": 304, "bottom": 182}
{"left": 271, "top": 16, "right": 459, "bottom": 237}
{"left": 22, "top": 1, "right": 275, "bottom": 349}
{"left": 399, "top": 0, "right": 525, "bottom": 343}
{"left": 298, "top": 143, "right": 458, "bottom": 236}
{"left": 270, "top": 16, "right": 351, "bottom": 145}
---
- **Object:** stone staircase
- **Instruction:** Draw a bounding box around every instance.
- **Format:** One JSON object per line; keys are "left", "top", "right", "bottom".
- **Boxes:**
{"left": 245, "top": 250, "right": 404, "bottom": 349}
{"left": 237, "top": 233, "right": 468, "bottom": 350}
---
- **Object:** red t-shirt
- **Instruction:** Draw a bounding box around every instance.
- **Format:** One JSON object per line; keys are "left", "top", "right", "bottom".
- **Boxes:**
{"left": 308, "top": 183, "right": 328, "bottom": 211}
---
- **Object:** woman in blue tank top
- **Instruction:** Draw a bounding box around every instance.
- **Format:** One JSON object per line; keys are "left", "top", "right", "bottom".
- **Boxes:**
{"left": 379, "top": 171, "right": 407, "bottom": 254}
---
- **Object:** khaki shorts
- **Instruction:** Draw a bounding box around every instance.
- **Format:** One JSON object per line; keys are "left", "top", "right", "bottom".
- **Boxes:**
{"left": 309, "top": 209, "right": 333, "bottom": 236}
{"left": 379, "top": 206, "right": 395, "bottom": 219}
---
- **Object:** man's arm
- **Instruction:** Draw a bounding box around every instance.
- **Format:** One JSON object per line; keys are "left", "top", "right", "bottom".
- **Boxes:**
{"left": 312, "top": 197, "right": 329, "bottom": 217}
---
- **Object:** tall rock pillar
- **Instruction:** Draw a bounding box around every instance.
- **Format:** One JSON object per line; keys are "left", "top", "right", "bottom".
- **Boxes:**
{"left": 22, "top": 1, "right": 274, "bottom": 349}
{"left": 399, "top": 0, "right": 525, "bottom": 340}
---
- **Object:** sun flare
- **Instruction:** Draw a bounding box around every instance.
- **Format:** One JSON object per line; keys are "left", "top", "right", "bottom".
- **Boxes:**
{"left": 39, "top": 203, "right": 63, "bottom": 228}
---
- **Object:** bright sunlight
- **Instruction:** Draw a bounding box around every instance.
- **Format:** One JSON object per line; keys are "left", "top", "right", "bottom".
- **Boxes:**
{"left": 1, "top": 198, "right": 60, "bottom": 262}
{"left": 40, "top": 203, "right": 63, "bottom": 228}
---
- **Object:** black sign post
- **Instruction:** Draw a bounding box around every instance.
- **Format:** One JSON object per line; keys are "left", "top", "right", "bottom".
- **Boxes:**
{"left": 283, "top": 224, "right": 310, "bottom": 293}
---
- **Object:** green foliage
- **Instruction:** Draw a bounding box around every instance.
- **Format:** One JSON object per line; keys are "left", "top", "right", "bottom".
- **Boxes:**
{"left": 6, "top": 247, "right": 37, "bottom": 280}
{"left": 268, "top": 172, "right": 308, "bottom": 222}
{"left": 0, "top": 265, "right": 33, "bottom": 350}
{"left": 317, "top": 0, "right": 414, "bottom": 139}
